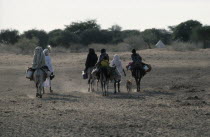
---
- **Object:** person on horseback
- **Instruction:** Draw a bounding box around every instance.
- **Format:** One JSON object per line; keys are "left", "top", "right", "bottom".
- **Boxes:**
{"left": 97, "top": 48, "right": 109, "bottom": 66}
{"left": 43, "top": 46, "right": 54, "bottom": 92}
{"left": 32, "top": 46, "right": 46, "bottom": 70}
{"left": 110, "top": 54, "right": 126, "bottom": 77}
{"left": 127, "top": 49, "right": 145, "bottom": 77}
{"left": 94, "top": 49, "right": 109, "bottom": 77}
{"left": 110, "top": 54, "right": 126, "bottom": 93}
{"left": 131, "top": 49, "right": 142, "bottom": 64}
{"left": 30, "top": 46, "right": 49, "bottom": 98}
{"left": 84, "top": 48, "right": 98, "bottom": 77}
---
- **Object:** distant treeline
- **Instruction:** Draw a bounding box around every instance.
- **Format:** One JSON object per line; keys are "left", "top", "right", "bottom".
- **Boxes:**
{"left": 0, "top": 19, "right": 210, "bottom": 49}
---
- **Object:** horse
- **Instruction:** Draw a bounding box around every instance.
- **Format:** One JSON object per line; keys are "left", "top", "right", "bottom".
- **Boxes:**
{"left": 33, "top": 68, "right": 46, "bottom": 98}
{"left": 100, "top": 67, "right": 109, "bottom": 96}
{"left": 132, "top": 64, "right": 144, "bottom": 92}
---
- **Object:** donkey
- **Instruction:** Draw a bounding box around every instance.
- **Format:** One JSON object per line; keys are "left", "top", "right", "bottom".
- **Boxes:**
{"left": 88, "top": 67, "right": 99, "bottom": 92}
{"left": 132, "top": 65, "right": 144, "bottom": 92}
{"left": 33, "top": 68, "right": 46, "bottom": 98}
{"left": 100, "top": 67, "right": 109, "bottom": 96}
{"left": 109, "top": 67, "right": 121, "bottom": 94}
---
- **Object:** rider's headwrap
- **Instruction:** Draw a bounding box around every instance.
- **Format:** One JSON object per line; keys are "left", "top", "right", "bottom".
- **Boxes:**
{"left": 132, "top": 49, "right": 136, "bottom": 54}
{"left": 111, "top": 55, "right": 121, "bottom": 67}
{"left": 32, "top": 47, "right": 45, "bottom": 69}
{"left": 47, "top": 45, "right": 52, "bottom": 52}
{"left": 43, "top": 49, "right": 49, "bottom": 56}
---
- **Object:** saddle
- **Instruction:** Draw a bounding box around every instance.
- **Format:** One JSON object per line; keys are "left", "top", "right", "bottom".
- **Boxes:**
{"left": 26, "top": 66, "right": 51, "bottom": 81}
{"left": 133, "top": 62, "right": 143, "bottom": 69}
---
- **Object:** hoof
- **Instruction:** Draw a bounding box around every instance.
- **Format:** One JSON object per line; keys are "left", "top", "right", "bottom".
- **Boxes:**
{"left": 39, "top": 95, "right": 42, "bottom": 98}
{"left": 36, "top": 93, "right": 39, "bottom": 97}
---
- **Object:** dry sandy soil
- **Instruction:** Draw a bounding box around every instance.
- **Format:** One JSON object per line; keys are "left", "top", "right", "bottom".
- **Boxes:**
{"left": 0, "top": 49, "right": 210, "bottom": 137}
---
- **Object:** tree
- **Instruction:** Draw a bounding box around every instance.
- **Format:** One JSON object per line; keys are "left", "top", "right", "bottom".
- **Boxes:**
{"left": 121, "top": 30, "right": 141, "bottom": 38}
{"left": 170, "top": 20, "right": 202, "bottom": 42}
{"left": 195, "top": 26, "right": 210, "bottom": 48}
{"left": 80, "top": 29, "right": 113, "bottom": 45}
{"left": 65, "top": 20, "right": 100, "bottom": 35}
{"left": 109, "top": 24, "right": 122, "bottom": 32}
{"left": 23, "top": 29, "right": 49, "bottom": 48}
{"left": 142, "top": 28, "right": 171, "bottom": 45}
{"left": 0, "top": 29, "right": 20, "bottom": 44}
{"left": 60, "top": 30, "right": 80, "bottom": 48}
{"left": 48, "top": 29, "right": 63, "bottom": 47}
{"left": 108, "top": 24, "right": 123, "bottom": 44}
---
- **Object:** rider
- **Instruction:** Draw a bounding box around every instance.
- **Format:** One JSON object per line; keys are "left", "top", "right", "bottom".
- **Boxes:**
{"left": 110, "top": 54, "right": 126, "bottom": 77}
{"left": 128, "top": 49, "right": 145, "bottom": 77}
{"left": 32, "top": 46, "right": 46, "bottom": 70}
{"left": 97, "top": 48, "right": 109, "bottom": 66}
{"left": 95, "top": 49, "right": 109, "bottom": 77}
{"left": 131, "top": 49, "right": 142, "bottom": 63}
{"left": 84, "top": 48, "right": 98, "bottom": 74}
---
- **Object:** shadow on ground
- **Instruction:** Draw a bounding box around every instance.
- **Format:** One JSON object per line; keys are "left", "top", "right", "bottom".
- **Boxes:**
{"left": 42, "top": 92, "right": 80, "bottom": 102}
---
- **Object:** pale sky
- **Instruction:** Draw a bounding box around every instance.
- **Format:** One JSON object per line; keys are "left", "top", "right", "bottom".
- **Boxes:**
{"left": 0, "top": 0, "right": 210, "bottom": 33}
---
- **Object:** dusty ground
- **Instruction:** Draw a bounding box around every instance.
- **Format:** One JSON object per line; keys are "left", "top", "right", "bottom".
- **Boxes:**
{"left": 0, "top": 49, "right": 210, "bottom": 137}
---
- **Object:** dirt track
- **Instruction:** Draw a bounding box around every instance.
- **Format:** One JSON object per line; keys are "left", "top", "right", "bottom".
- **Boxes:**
{"left": 0, "top": 49, "right": 210, "bottom": 137}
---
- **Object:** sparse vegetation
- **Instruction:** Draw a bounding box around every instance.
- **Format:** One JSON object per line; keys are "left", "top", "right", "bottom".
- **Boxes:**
{"left": 168, "top": 42, "right": 203, "bottom": 51}
{"left": 0, "top": 19, "right": 210, "bottom": 54}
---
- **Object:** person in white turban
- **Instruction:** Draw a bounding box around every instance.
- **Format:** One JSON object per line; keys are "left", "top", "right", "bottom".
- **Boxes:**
{"left": 43, "top": 48, "right": 54, "bottom": 92}
{"left": 110, "top": 54, "right": 126, "bottom": 77}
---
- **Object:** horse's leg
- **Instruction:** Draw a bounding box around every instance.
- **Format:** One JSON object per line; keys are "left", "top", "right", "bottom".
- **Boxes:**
{"left": 114, "top": 80, "right": 117, "bottom": 94}
{"left": 135, "top": 78, "right": 139, "bottom": 92}
{"left": 139, "top": 77, "right": 142, "bottom": 92}
{"left": 49, "top": 79, "right": 53, "bottom": 93}
{"left": 39, "top": 82, "right": 43, "bottom": 98}
{"left": 36, "top": 83, "right": 39, "bottom": 97}
{"left": 118, "top": 81, "right": 120, "bottom": 93}
{"left": 96, "top": 79, "right": 98, "bottom": 91}
{"left": 88, "top": 78, "right": 90, "bottom": 92}
{"left": 106, "top": 79, "right": 109, "bottom": 96}
{"left": 42, "top": 80, "right": 45, "bottom": 94}
{"left": 91, "top": 79, "right": 95, "bottom": 92}
{"left": 101, "top": 78, "right": 104, "bottom": 96}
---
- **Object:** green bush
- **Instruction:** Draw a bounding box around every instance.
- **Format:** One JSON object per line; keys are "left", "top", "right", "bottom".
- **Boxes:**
{"left": 124, "top": 35, "right": 147, "bottom": 50}
{"left": 15, "top": 37, "right": 38, "bottom": 54}
{"left": 0, "top": 43, "right": 20, "bottom": 53}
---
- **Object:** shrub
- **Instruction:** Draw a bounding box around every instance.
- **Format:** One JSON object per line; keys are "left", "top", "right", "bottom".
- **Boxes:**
{"left": 0, "top": 29, "right": 20, "bottom": 44}
{"left": 0, "top": 43, "right": 20, "bottom": 53}
{"left": 124, "top": 35, "right": 147, "bottom": 50}
{"left": 88, "top": 42, "right": 130, "bottom": 52}
{"left": 23, "top": 29, "right": 48, "bottom": 48}
{"left": 168, "top": 41, "right": 202, "bottom": 51}
{"left": 14, "top": 37, "right": 38, "bottom": 54}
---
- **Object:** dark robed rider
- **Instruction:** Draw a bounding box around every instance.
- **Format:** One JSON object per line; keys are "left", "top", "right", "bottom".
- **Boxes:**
{"left": 84, "top": 48, "right": 98, "bottom": 73}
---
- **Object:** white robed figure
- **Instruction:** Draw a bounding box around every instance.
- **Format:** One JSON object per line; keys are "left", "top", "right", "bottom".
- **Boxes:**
{"left": 110, "top": 54, "right": 126, "bottom": 80}
{"left": 43, "top": 47, "right": 54, "bottom": 92}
